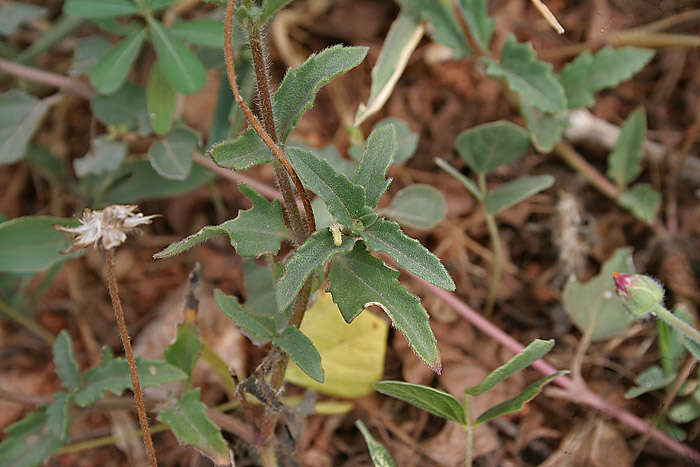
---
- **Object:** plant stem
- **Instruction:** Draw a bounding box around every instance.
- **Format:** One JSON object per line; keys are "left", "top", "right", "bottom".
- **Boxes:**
{"left": 0, "top": 299, "right": 56, "bottom": 345}
{"left": 554, "top": 141, "right": 620, "bottom": 199}
{"left": 478, "top": 173, "right": 501, "bottom": 318}
{"left": 105, "top": 249, "right": 157, "bottom": 467}
{"left": 464, "top": 395, "right": 472, "bottom": 467}
{"left": 653, "top": 303, "right": 700, "bottom": 345}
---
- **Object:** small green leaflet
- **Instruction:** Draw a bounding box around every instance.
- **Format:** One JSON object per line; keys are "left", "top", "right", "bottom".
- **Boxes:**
{"left": 374, "top": 117, "right": 419, "bottom": 165}
{"left": 401, "top": 0, "right": 472, "bottom": 58}
{"left": 459, "top": 0, "right": 494, "bottom": 52}
{"left": 164, "top": 322, "right": 203, "bottom": 378}
{"left": 54, "top": 330, "right": 80, "bottom": 391}
{"left": 89, "top": 28, "right": 146, "bottom": 95}
{"left": 484, "top": 175, "right": 554, "bottom": 215}
{"left": 69, "top": 35, "right": 111, "bottom": 76}
{"left": 0, "top": 90, "right": 50, "bottom": 164}
{"left": 474, "top": 371, "right": 567, "bottom": 425}
{"left": 625, "top": 365, "right": 676, "bottom": 399}
{"left": 64, "top": 0, "right": 140, "bottom": 19}
{"left": 354, "top": 10, "right": 424, "bottom": 126}
{"left": 90, "top": 82, "right": 148, "bottom": 127}
{"left": 243, "top": 259, "right": 287, "bottom": 329}
{"left": 607, "top": 107, "right": 646, "bottom": 189}
{"left": 375, "top": 381, "right": 465, "bottom": 424}
{"left": 355, "top": 420, "right": 396, "bottom": 467}
{"left": 147, "top": 63, "right": 176, "bottom": 135}
{"left": 158, "top": 388, "right": 230, "bottom": 465}
{"left": 465, "top": 339, "right": 555, "bottom": 396}
{"left": 46, "top": 392, "right": 72, "bottom": 441}
{"left": 617, "top": 183, "right": 660, "bottom": 224}
{"left": 208, "top": 129, "right": 273, "bottom": 170}
{"left": 669, "top": 398, "right": 700, "bottom": 424}
{"left": 273, "top": 45, "right": 368, "bottom": 142}
{"left": 360, "top": 218, "right": 455, "bottom": 291}
{"left": 286, "top": 147, "right": 368, "bottom": 226}
{"left": 276, "top": 229, "right": 355, "bottom": 311}
{"left": 381, "top": 184, "right": 446, "bottom": 230}
{"left": 329, "top": 243, "right": 440, "bottom": 371}
{"left": 73, "top": 136, "right": 127, "bottom": 177}
{"left": 169, "top": 19, "right": 225, "bottom": 49}
{"left": 520, "top": 104, "right": 568, "bottom": 153}
{"left": 485, "top": 35, "right": 567, "bottom": 114}
{"left": 0, "top": 408, "right": 62, "bottom": 467}
{"left": 148, "top": 17, "right": 206, "bottom": 94}
{"left": 353, "top": 124, "right": 396, "bottom": 208}
{"left": 148, "top": 126, "right": 199, "bottom": 180}
{"left": 455, "top": 120, "right": 531, "bottom": 175}
{"left": 154, "top": 184, "right": 290, "bottom": 258}
{"left": 561, "top": 46, "right": 654, "bottom": 109}
{"left": 272, "top": 326, "right": 324, "bottom": 383}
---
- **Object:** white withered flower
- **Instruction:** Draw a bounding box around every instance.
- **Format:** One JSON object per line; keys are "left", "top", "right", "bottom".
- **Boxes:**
{"left": 56, "top": 205, "right": 157, "bottom": 253}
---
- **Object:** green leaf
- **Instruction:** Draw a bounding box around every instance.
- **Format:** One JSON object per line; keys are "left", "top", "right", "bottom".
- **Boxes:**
{"left": 360, "top": 218, "right": 455, "bottom": 291}
{"left": 669, "top": 399, "right": 700, "bottom": 424}
{"left": 169, "top": 19, "right": 225, "bottom": 49}
{"left": 400, "top": 0, "right": 471, "bottom": 58}
{"left": 69, "top": 35, "right": 111, "bottom": 76}
{"left": 54, "top": 330, "right": 80, "bottom": 390}
{"left": 435, "top": 157, "right": 483, "bottom": 201}
{"left": 455, "top": 121, "right": 531, "bottom": 175}
{"left": 259, "top": 0, "right": 293, "bottom": 24}
{"left": 459, "top": 0, "right": 495, "bottom": 51}
{"left": 356, "top": 420, "right": 396, "bottom": 467}
{"left": 0, "top": 217, "right": 81, "bottom": 273}
{"left": 0, "top": 3, "right": 47, "bottom": 36}
{"left": 276, "top": 229, "right": 355, "bottom": 311}
{"left": 311, "top": 197, "right": 333, "bottom": 230}
{"left": 562, "top": 247, "right": 636, "bottom": 341}
{"left": 302, "top": 144, "right": 357, "bottom": 179}
{"left": 625, "top": 365, "right": 676, "bottom": 399}
{"left": 154, "top": 184, "right": 289, "bottom": 258}
{"left": 474, "top": 371, "right": 567, "bottom": 425}
{"left": 0, "top": 408, "right": 62, "bottom": 467}
{"left": 658, "top": 307, "right": 692, "bottom": 375}
{"left": 243, "top": 259, "right": 286, "bottom": 329}
{"left": 74, "top": 348, "right": 187, "bottom": 407}
{"left": 484, "top": 35, "right": 567, "bottom": 114}
{"left": 164, "top": 322, "right": 203, "bottom": 378}
{"left": 561, "top": 46, "right": 654, "bottom": 109}
{"left": 353, "top": 124, "right": 397, "bottom": 207}
{"left": 65, "top": 0, "right": 139, "bottom": 18}
{"left": 0, "top": 90, "right": 50, "bottom": 164}
{"left": 617, "top": 183, "right": 660, "bottom": 224}
{"left": 214, "top": 289, "right": 276, "bottom": 343}
{"left": 46, "top": 392, "right": 72, "bottom": 441}
{"left": 607, "top": 107, "right": 646, "bottom": 189}
{"left": 382, "top": 184, "right": 446, "bottom": 229}
{"left": 354, "top": 10, "right": 424, "bottom": 126}
{"left": 147, "top": 63, "right": 176, "bottom": 135}
{"left": 148, "top": 17, "right": 206, "bottom": 94}
{"left": 286, "top": 147, "right": 368, "bottom": 226}
{"left": 329, "top": 243, "right": 440, "bottom": 371}
{"left": 208, "top": 129, "right": 273, "bottom": 170}
{"left": 374, "top": 118, "right": 419, "bottom": 165}
{"left": 520, "top": 104, "right": 568, "bottom": 153}
{"left": 89, "top": 29, "right": 146, "bottom": 95}
{"left": 158, "top": 388, "right": 230, "bottom": 465}
{"left": 148, "top": 126, "right": 199, "bottom": 180}
{"left": 146, "top": 0, "right": 175, "bottom": 11}
{"left": 273, "top": 325, "right": 324, "bottom": 383}
{"left": 274, "top": 45, "right": 368, "bottom": 142}
{"left": 465, "top": 339, "right": 555, "bottom": 396}
{"left": 375, "top": 381, "right": 466, "bottom": 424}
{"left": 484, "top": 175, "right": 554, "bottom": 215}
{"left": 73, "top": 136, "right": 127, "bottom": 177}
{"left": 90, "top": 82, "right": 148, "bottom": 127}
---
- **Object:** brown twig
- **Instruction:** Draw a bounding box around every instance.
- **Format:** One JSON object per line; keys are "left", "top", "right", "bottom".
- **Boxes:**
{"left": 105, "top": 249, "right": 157, "bottom": 467}
{"left": 0, "top": 57, "right": 95, "bottom": 99}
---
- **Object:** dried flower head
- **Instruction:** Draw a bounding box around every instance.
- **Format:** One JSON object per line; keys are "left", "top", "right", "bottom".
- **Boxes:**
{"left": 56, "top": 205, "right": 157, "bottom": 253}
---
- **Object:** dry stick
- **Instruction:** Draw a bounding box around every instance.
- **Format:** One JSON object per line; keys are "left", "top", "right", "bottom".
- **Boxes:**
{"left": 224, "top": 0, "right": 315, "bottom": 237}
{"left": 105, "top": 249, "right": 157, "bottom": 467}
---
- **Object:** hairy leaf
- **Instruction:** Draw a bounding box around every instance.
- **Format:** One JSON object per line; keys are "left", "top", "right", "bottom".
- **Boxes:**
{"left": 375, "top": 381, "right": 465, "bottom": 424}
{"left": 242, "top": 259, "right": 285, "bottom": 327}
{"left": 329, "top": 243, "right": 440, "bottom": 371}
{"left": 54, "top": 330, "right": 80, "bottom": 390}
{"left": 520, "top": 104, "right": 568, "bottom": 153}
{"left": 400, "top": 0, "right": 471, "bottom": 58}
{"left": 73, "top": 136, "right": 126, "bottom": 177}
{"left": 89, "top": 29, "right": 146, "bottom": 95}
{"left": 485, "top": 35, "right": 566, "bottom": 114}
{"left": 465, "top": 339, "right": 555, "bottom": 396}
{"left": 374, "top": 117, "right": 419, "bottom": 165}
{"left": 164, "top": 322, "right": 203, "bottom": 378}
{"left": 561, "top": 46, "right": 654, "bottom": 109}
{"left": 459, "top": 0, "right": 495, "bottom": 51}
{"left": 356, "top": 420, "right": 397, "bottom": 467}
{"left": 148, "top": 17, "right": 206, "bottom": 94}
{"left": 607, "top": 107, "right": 646, "bottom": 189}
{"left": 169, "top": 19, "right": 225, "bottom": 49}
{"left": 214, "top": 289, "right": 276, "bottom": 343}
{"left": 64, "top": 0, "right": 139, "bottom": 18}
{"left": 625, "top": 365, "right": 676, "bottom": 399}
{"left": 208, "top": 129, "right": 273, "bottom": 170}
{"left": 0, "top": 408, "right": 62, "bottom": 467}
{"left": 0, "top": 90, "right": 50, "bottom": 164}
{"left": 148, "top": 126, "right": 199, "bottom": 180}
{"left": 617, "top": 183, "right": 660, "bottom": 224}
{"left": 353, "top": 124, "right": 396, "bottom": 207}
{"left": 382, "top": 184, "right": 446, "bottom": 229}
{"left": 147, "top": 63, "right": 176, "bottom": 134}
{"left": 484, "top": 175, "right": 554, "bottom": 215}
{"left": 354, "top": 10, "right": 424, "bottom": 126}
{"left": 360, "top": 218, "right": 454, "bottom": 291}
{"left": 46, "top": 392, "right": 72, "bottom": 441}
{"left": 455, "top": 121, "right": 531, "bottom": 175}
{"left": 274, "top": 45, "right": 368, "bottom": 142}
{"left": 273, "top": 325, "right": 324, "bottom": 383}
{"left": 158, "top": 389, "right": 230, "bottom": 464}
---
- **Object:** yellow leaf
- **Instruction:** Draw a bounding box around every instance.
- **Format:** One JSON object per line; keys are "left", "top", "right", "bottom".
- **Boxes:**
{"left": 285, "top": 292, "right": 388, "bottom": 397}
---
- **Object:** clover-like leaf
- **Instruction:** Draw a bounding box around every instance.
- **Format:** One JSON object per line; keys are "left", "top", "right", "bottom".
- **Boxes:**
{"left": 607, "top": 107, "right": 646, "bottom": 189}
{"left": 465, "top": 339, "right": 555, "bottom": 396}
{"left": 360, "top": 218, "right": 455, "bottom": 291}
{"left": 382, "top": 185, "right": 446, "bottom": 229}
{"left": 484, "top": 175, "right": 554, "bottom": 215}
{"left": 89, "top": 28, "right": 146, "bottom": 95}
{"left": 485, "top": 35, "right": 567, "bottom": 114}
{"left": 54, "top": 330, "right": 80, "bottom": 391}
{"left": 356, "top": 420, "right": 397, "bottom": 467}
{"left": 375, "top": 381, "right": 466, "bottom": 424}
{"left": 561, "top": 46, "right": 654, "bottom": 109}
{"left": 89, "top": 82, "right": 148, "bottom": 127}
{"left": 0, "top": 90, "right": 50, "bottom": 164}
{"left": 455, "top": 121, "right": 531, "bottom": 175}
{"left": 148, "top": 17, "right": 206, "bottom": 94}
{"left": 158, "top": 388, "right": 230, "bottom": 465}
{"left": 329, "top": 243, "right": 440, "bottom": 371}
{"left": 148, "top": 126, "right": 199, "bottom": 180}
{"left": 353, "top": 124, "right": 396, "bottom": 208}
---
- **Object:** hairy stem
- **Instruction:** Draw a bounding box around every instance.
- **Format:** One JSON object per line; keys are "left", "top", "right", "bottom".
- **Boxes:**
{"left": 105, "top": 249, "right": 157, "bottom": 467}
{"left": 478, "top": 173, "right": 502, "bottom": 318}
{"left": 653, "top": 303, "right": 700, "bottom": 345}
